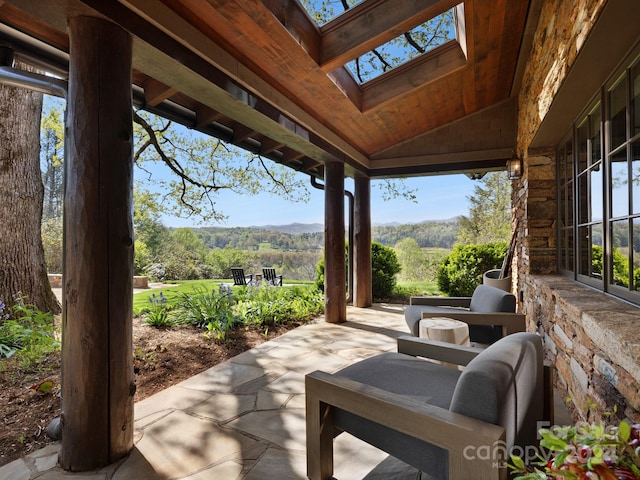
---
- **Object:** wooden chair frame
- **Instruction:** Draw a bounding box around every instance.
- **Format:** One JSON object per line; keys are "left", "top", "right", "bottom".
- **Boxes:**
{"left": 262, "top": 267, "right": 282, "bottom": 286}
{"left": 231, "top": 267, "right": 253, "bottom": 286}
{"left": 306, "top": 338, "right": 506, "bottom": 480}
{"left": 305, "top": 335, "right": 553, "bottom": 480}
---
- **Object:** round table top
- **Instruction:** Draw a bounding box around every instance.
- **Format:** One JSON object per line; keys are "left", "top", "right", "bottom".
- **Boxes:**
{"left": 418, "top": 317, "right": 470, "bottom": 347}
{"left": 419, "top": 317, "right": 468, "bottom": 329}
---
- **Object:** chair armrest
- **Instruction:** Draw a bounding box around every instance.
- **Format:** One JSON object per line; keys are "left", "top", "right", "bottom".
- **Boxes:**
{"left": 420, "top": 311, "right": 526, "bottom": 336}
{"left": 397, "top": 335, "right": 483, "bottom": 366}
{"left": 306, "top": 370, "right": 507, "bottom": 480}
{"left": 410, "top": 295, "right": 471, "bottom": 308}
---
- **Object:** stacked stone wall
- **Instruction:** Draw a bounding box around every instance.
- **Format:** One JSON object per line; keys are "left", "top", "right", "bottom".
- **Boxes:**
{"left": 513, "top": 0, "right": 640, "bottom": 424}
{"left": 517, "top": 0, "right": 607, "bottom": 152}
{"left": 525, "top": 276, "right": 640, "bottom": 425}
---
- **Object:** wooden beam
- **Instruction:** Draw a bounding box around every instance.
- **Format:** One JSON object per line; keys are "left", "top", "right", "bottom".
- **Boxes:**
{"left": 194, "top": 104, "right": 224, "bottom": 128}
{"left": 260, "top": 0, "right": 321, "bottom": 62}
{"left": 143, "top": 77, "right": 177, "bottom": 106}
{"left": 361, "top": 41, "right": 467, "bottom": 112}
{"left": 320, "top": 0, "right": 459, "bottom": 71}
{"left": 259, "top": 136, "right": 284, "bottom": 155}
{"left": 232, "top": 122, "right": 255, "bottom": 143}
{"left": 282, "top": 147, "right": 304, "bottom": 164}
{"left": 324, "top": 162, "right": 346, "bottom": 323}
{"left": 61, "top": 15, "right": 134, "bottom": 471}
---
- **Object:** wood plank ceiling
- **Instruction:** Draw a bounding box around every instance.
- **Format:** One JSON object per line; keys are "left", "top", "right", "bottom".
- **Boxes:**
{"left": 0, "top": 0, "right": 536, "bottom": 179}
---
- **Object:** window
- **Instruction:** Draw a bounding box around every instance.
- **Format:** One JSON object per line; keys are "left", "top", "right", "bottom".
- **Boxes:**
{"left": 560, "top": 54, "right": 640, "bottom": 303}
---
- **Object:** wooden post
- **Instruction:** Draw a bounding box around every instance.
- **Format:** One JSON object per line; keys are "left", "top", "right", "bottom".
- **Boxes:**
{"left": 324, "top": 162, "right": 346, "bottom": 323}
{"left": 60, "top": 16, "right": 134, "bottom": 471}
{"left": 354, "top": 176, "right": 372, "bottom": 307}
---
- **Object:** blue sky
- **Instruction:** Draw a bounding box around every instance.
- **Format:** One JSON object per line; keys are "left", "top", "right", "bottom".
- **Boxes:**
{"left": 158, "top": 172, "right": 475, "bottom": 228}
{"left": 43, "top": 96, "right": 476, "bottom": 229}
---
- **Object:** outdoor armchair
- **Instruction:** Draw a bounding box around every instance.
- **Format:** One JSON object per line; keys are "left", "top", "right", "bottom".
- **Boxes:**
{"left": 405, "top": 284, "right": 523, "bottom": 344}
{"left": 306, "top": 332, "right": 549, "bottom": 480}
{"left": 262, "top": 267, "right": 282, "bottom": 286}
{"left": 231, "top": 267, "right": 253, "bottom": 286}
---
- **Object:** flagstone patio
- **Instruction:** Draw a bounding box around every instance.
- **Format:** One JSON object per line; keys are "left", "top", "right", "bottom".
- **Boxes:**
{"left": 0, "top": 304, "right": 569, "bottom": 480}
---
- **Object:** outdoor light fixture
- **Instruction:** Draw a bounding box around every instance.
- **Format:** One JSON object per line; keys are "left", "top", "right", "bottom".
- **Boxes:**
{"left": 506, "top": 158, "right": 523, "bottom": 180}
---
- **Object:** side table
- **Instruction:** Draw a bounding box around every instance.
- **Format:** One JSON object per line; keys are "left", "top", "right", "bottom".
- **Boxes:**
{"left": 419, "top": 316, "right": 470, "bottom": 369}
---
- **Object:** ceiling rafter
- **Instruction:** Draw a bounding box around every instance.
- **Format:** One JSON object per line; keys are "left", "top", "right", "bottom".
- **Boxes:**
{"left": 143, "top": 78, "right": 177, "bottom": 106}
{"left": 194, "top": 104, "right": 224, "bottom": 129}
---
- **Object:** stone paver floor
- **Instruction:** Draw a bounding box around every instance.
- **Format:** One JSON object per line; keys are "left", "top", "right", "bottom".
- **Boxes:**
{"left": 2, "top": 304, "right": 425, "bottom": 480}
{"left": 1, "top": 303, "right": 570, "bottom": 480}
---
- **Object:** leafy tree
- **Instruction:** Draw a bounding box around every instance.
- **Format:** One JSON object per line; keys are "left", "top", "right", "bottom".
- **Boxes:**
{"left": 133, "top": 111, "right": 309, "bottom": 223}
{"left": 133, "top": 188, "right": 170, "bottom": 274}
{"left": 457, "top": 172, "right": 512, "bottom": 245}
{"left": 437, "top": 243, "right": 508, "bottom": 296}
{"left": 394, "top": 238, "right": 428, "bottom": 282}
{"left": 0, "top": 68, "right": 60, "bottom": 314}
{"left": 41, "top": 216, "right": 63, "bottom": 274}
{"left": 40, "top": 104, "right": 65, "bottom": 221}
{"left": 207, "top": 247, "right": 257, "bottom": 279}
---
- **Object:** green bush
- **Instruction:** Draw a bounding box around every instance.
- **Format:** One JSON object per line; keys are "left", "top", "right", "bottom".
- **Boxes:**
{"left": 174, "top": 286, "right": 239, "bottom": 330}
{"left": 0, "top": 295, "right": 59, "bottom": 368}
{"left": 437, "top": 242, "right": 508, "bottom": 296}
{"left": 315, "top": 242, "right": 401, "bottom": 301}
{"left": 371, "top": 242, "right": 401, "bottom": 300}
{"left": 233, "top": 285, "right": 323, "bottom": 326}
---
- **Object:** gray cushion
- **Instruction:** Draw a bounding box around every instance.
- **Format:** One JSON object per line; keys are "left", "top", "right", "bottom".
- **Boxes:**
{"left": 329, "top": 333, "right": 543, "bottom": 479}
{"left": 468, "top": 285, "right": 516, "bottom": 313}
{"left": 449, "top": 332, "right": 543, "bottom": 449}
{"left": 334, "top": 352, "right": 461, "bottom": 478}
{"left": 404, "top": 285, "right": 517, "bottom": 344}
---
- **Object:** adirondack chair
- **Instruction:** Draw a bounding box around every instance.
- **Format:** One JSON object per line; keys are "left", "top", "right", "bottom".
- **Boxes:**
{"left": 262, "top": 267, "right": 282, "bottom": 286}
{"left": 231, "top": 267, "right": 253, "bottom": 286}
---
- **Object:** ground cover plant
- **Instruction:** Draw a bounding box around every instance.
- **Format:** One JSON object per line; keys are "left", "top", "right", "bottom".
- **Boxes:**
{"left": 0, "top": 283, "right": 322, "bottom": 467}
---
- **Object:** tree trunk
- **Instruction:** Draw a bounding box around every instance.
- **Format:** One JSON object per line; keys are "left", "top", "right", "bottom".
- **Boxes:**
{"left": 0, "top": 62, "right": 61, "bottom": 314}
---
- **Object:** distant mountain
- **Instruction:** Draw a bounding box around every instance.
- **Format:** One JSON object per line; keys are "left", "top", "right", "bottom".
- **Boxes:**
{"left": 251, "top": 223, "right": 324, "bottom": 234}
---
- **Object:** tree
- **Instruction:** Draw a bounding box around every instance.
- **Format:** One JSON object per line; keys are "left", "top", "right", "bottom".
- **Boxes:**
{"left": 133, "top": 111, "right": 310, "bottom": 223}
{"left": 457, "top": 172, "right": 512, "bottom": 245}
{"left": 394, "top": 238, "right": 427, "bottom": 282}
{"left": 0, "top": 66, "right": 60, "bottom": 314}
{"left": 40, "top": 104, "right": 65, "bottom": 221}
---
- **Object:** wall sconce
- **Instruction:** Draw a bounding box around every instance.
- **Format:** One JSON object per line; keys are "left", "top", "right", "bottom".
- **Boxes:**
{"left": 506, "top": 158, "right": 523, "bottom": 180}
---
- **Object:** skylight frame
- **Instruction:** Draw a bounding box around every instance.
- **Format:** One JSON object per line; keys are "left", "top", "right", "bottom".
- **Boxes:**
{"left": 342, "top": 8, "right": 457, "bottom": 85}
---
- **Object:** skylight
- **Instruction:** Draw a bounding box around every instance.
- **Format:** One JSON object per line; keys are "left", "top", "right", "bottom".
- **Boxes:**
{"left": 300, "top": 1, "right": 458, "bottom": 86}
{"left": 344, "top": 9, "right": 456, "bottom": 84}
{"left": 300, "top": 0, "right": 367, "bottom": 26}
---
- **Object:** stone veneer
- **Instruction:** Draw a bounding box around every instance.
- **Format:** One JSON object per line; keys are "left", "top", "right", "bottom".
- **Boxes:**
{"left": 524, "top": 275, "right": 640, "bottom": 425}
{"left": 512, "top": 0, "right": 640, "bottom": 424}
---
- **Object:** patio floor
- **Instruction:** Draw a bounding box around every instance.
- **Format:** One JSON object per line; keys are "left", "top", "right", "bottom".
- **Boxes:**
{"left": 1, "top": 304, "right": 570, "bottom": 480}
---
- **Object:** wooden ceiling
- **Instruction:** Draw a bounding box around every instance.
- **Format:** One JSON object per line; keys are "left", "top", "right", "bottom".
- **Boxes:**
{"left": 0, "top": 0, "right": 538, "bottom": 179}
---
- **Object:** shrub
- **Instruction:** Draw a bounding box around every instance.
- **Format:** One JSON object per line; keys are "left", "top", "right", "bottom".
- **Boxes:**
{"left": 233, "top": 285, "right": 323, "bottom": 326}
{"left": 315, "top": 242, "right": 401, "bottom": 300}
{"left": 173, "top": 287, "right": 239, "bottom": 334}
{"left": 0, "top": 295, "right": 59, "bottom": 368}
{"left": 371, "top": 242, "right": 401, "bottom": 300}
{"left": 437, "top": 242, "right": 508, "bottom": 296}
{"left": 144, "top": 304, "right": 174, "bottom": 328}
